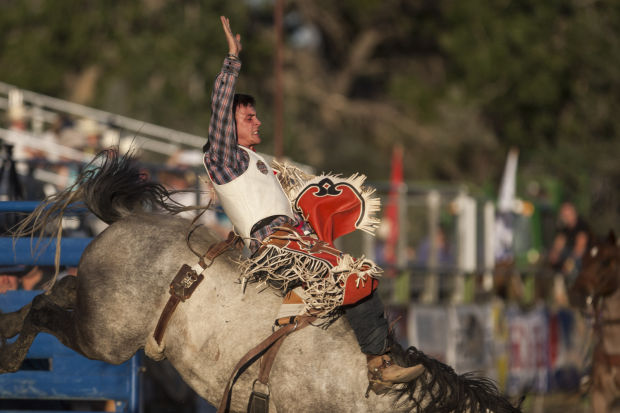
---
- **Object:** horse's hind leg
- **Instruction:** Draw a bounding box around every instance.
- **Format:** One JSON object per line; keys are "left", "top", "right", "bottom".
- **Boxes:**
{"left": 45, "top": 274, "right": 78, "bottom": 308}
{"left": 0, "top": 275, "right": 76, "bottom": 340}
{"left": 0, "top": 284, "right": 81, "bottom": 374}
{"left": 0, "top": 303, "right": 31, "bottom": 340}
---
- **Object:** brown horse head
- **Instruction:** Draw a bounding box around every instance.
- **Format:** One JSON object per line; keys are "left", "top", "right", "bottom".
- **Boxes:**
{"left": 570, "top": 231, "right": 620, "bottom": 308}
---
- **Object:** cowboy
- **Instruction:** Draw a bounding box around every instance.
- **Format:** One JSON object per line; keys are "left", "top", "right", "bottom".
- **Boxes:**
{"left": 203, "top": 16, "right": 421, "bottom": 393}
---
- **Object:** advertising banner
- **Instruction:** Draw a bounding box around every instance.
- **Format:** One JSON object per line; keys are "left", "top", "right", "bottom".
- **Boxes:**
{"left": 505, "top": 305, "right": 549, "bottom": 395}
{"left": 407, "top": 305, "right": 449, "bottom": 362}
{"left": 446, "top": 304, "right": 495, "bottom": 374}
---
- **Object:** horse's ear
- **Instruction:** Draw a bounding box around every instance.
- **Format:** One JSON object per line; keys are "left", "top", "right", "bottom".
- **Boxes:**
{"left": 607, "top": 230, "right": 617, "bottom": 245}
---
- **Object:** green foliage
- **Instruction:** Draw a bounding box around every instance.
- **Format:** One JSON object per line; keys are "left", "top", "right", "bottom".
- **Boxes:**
{"left": 440, "top": 0, "right": 572, "bottom": 147}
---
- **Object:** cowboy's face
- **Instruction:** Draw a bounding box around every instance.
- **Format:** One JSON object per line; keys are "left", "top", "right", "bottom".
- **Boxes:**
{"left": 235, "top": 104, "right": 261, "bottom": 149}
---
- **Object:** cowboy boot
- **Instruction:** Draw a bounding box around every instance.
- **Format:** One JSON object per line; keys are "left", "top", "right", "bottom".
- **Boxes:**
{"left": 366, "top": 354, "right": 424, "bottom": 395}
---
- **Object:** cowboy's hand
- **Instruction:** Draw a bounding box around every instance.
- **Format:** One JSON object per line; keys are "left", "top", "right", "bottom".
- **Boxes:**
{"left": 220, "top": 16, "right": 242, "bottom": 57}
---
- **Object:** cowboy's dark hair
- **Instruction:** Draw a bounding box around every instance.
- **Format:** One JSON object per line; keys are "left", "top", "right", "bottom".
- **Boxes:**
{"left": 203, "top": 93, "right": 256, "bottom": 152}
{"left": 233, "top": 94, "right": 255, "bottom": 116}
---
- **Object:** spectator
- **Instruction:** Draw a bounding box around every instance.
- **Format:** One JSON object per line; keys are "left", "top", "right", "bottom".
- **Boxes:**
{"left": 6, "top": 89, "right": 28, "bottom": 165}
{"left": 36, "top": 114, "right": 64, "bottom": 162}
{"left": 0, "top": 274, "right": 18, "bottom": 293}
{"left": 75, "top": 118, "right": 102, "bottom": 155}
{"left": 548, "top": 202, "right": 590, "bottom": 281}
{"left": 416, "top": 225, "right": 454, "bottom": 270}
{"left": 0, "top": 266, "right": 46, "bottom": 293}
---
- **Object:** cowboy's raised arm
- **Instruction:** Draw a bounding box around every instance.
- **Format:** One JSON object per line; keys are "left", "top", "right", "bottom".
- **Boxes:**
{"left": 204, "top": 16, "right": 245, "bottom": 184}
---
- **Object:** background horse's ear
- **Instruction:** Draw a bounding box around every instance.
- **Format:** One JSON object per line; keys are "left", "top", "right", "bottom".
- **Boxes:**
{"left": 607, "top": 229, "right": 617, "bottom": 245}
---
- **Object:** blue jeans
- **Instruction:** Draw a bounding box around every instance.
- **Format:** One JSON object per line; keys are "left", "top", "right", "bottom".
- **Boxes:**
{"left": 343, "top": 292, "right": 388, "bottom": 355}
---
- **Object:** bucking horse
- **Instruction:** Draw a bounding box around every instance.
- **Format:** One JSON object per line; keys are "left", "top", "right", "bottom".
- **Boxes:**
{"left": 0, "top": 149, "right": 520, "bottom": 412}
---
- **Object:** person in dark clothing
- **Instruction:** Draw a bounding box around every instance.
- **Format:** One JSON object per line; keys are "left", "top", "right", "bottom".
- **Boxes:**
{"left": 548, "top": 202, "right": 590, "bottom": 280}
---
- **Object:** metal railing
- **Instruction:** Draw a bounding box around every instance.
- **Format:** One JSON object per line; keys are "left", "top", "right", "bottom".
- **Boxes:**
{"left": 0, "top": 81, "right": 205, "bottom": 149}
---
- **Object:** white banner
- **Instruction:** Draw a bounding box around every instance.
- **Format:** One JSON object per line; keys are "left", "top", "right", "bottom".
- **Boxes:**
{"left": 407, "top": 305, "right": 449, "bottom": 362}
{"left": 446, "top": 304, "right": 494, "bottom": 374}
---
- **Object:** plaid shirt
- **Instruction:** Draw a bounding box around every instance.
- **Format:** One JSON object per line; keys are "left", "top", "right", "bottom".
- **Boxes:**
{"left": 204, "top": 56, "right": 247, "bottom": 184}
{"left": 204, "top": 57, "right": 309, "bottom": 252}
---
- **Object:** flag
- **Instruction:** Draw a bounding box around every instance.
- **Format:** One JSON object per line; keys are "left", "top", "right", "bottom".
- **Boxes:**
{"left": 494, "top": 147, "right": 519, "bottom": 261}
{"left": 383, "top": 144, "right": 404, "bottom": 269}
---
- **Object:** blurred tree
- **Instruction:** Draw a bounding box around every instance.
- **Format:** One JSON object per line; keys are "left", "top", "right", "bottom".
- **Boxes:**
{"left": 0, "top": 0, "right": 262, "bottom": 134}
{"left": 0, "top": 0, "right": 618, "bottom": 232}
{"left": 438, "top": 0, "right": 620, "bottom": 232}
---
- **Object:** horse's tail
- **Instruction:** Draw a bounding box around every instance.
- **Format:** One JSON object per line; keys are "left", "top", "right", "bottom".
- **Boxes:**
{"left": 74, "top": 148, "right": 186, "bottom": 224}
{"left": 390, "top": 343, "right": 522, "bottom": 412}
{"left": 15, "top": 148, "right": 182, "bottom": 232}
{"left": 12, "top": 148, "right": 186, "bottom": 289}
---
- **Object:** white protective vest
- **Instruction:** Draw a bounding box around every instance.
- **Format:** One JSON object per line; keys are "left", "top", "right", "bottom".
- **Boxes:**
{"left": 209, "top": 146, "right": 294, "bottom": 247}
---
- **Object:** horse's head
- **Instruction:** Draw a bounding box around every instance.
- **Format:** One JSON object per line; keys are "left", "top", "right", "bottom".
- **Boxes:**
{"left": 569, "top": 230, "right": 620, "bottom": 309}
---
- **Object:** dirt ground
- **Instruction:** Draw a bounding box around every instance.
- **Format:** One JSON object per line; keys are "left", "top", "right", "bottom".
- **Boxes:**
{"left": 520, "top": 392, "right": 620, "bottom": 413}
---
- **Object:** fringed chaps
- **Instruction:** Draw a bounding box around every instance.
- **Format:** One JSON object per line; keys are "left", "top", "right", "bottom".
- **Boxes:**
{"left": 239, "top": 226, "right": 381, "bottom": 321}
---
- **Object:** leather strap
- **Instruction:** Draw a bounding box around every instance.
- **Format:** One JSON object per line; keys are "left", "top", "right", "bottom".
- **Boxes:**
{"left": 217, "top": 315, "right": 316, "bottom": 413}
{"left": 153, "top": 295, "right": 181, "bottom": 345}
{"left": 257, "top": 327, "right": 290, "bottom": 385}
{"left": 153, "top": 232, "right": 241, "bottom": 345}
{"left": 200, "top": 231, "right": 242, "bottom": 268}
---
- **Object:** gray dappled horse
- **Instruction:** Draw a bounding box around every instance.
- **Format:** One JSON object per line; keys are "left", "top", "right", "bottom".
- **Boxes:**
{"left": 0, "top": 149, "right": 520, "bottom": 412}
{"left": 570, "top": 232, "right": 620, "bottom": 413}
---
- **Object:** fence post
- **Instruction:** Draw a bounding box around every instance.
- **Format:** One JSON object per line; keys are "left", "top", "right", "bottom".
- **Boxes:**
{"left": 453, "top": 191, "right": 477, "bottom": 303}
{"left": 396, "top": 181, "right": 408, "bottom": 270}
{"left": 420, "top": 190, "right": 440, "bottom": 304}
{"left": 483, "top": 201, "right": 495, "bottom": 292}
